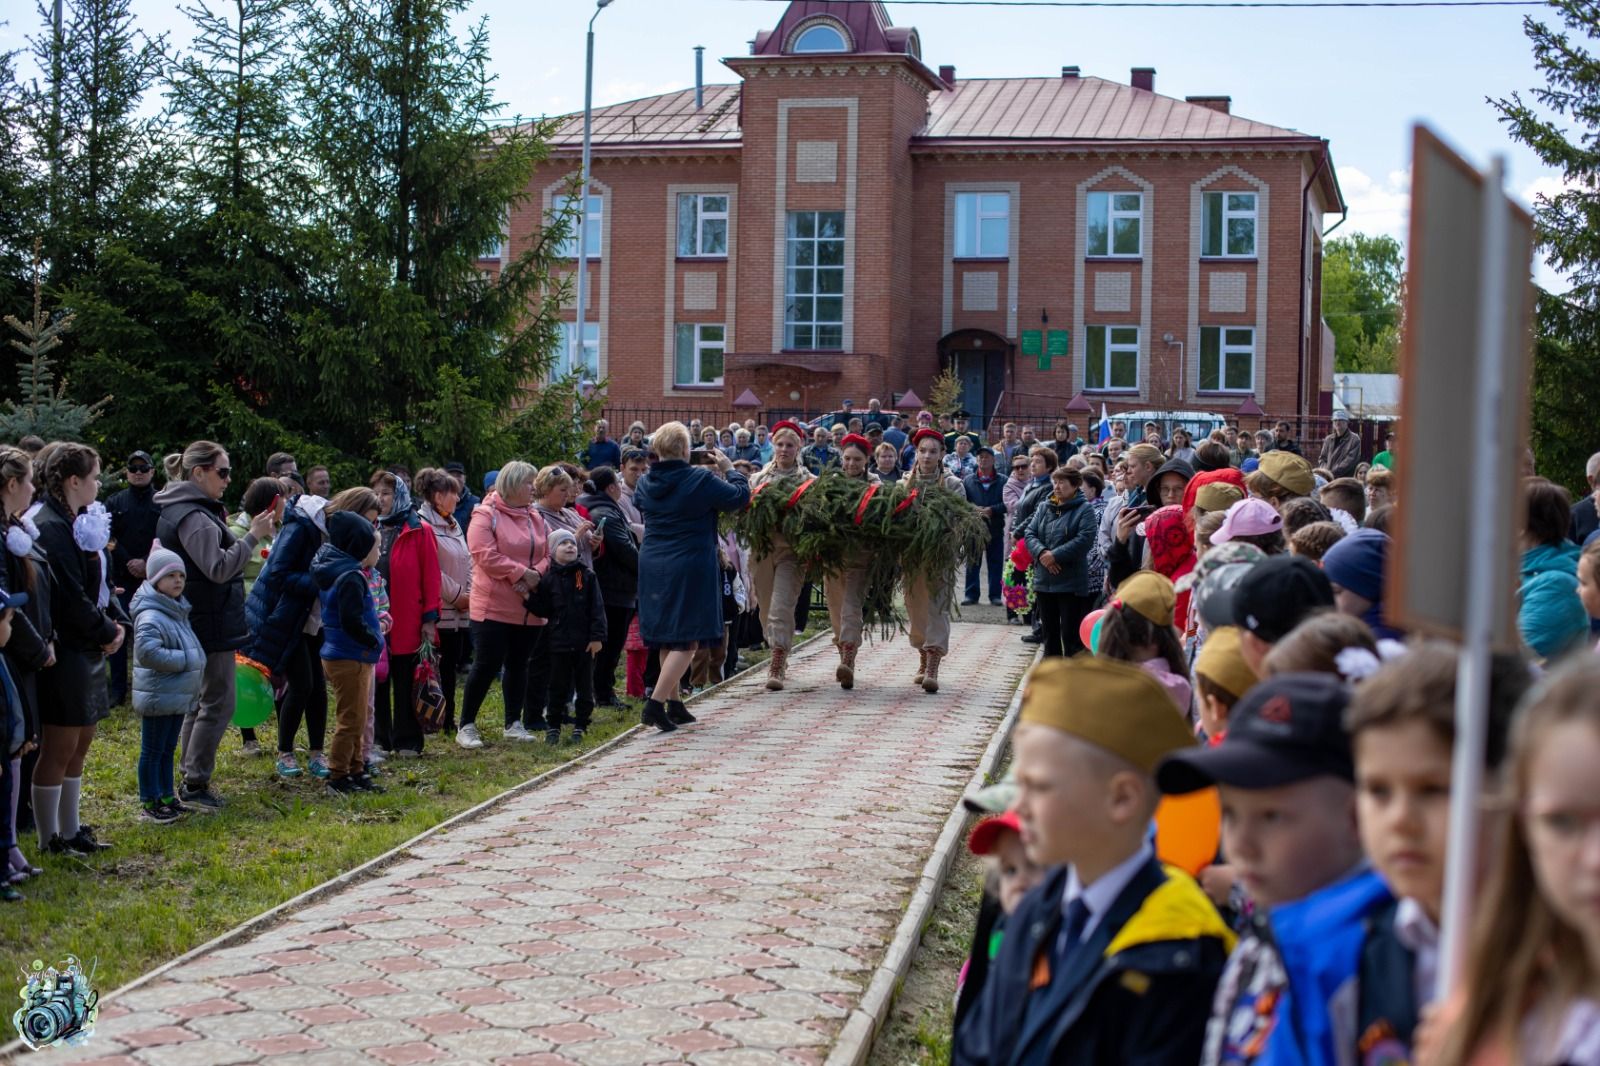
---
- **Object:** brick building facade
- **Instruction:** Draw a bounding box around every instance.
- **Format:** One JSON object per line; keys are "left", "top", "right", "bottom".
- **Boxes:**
{"left": 510, "top": 0, "right": 1345, "bottom": 425}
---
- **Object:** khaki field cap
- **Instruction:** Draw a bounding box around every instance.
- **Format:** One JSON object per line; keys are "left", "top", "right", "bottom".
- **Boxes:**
{"left": 1114, "top": 571, "right": 1177, "bottom": 628}
{"left": 1019, "top": 657, "right": 1197, "bottom": 773}
{"left": 1259, "top": 451, "right": 1315, "bottom": 495}
{"left": 1193, "top": 625, "right": 1259, "bottom": 700}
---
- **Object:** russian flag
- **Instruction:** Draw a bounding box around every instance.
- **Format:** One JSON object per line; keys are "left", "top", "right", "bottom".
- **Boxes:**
{"left": 1097, "top": 403, "right": 1111, "bottom": 444}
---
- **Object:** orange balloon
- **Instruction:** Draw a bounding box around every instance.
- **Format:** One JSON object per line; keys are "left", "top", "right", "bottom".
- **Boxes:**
{"left": 1155, "top": 788, "right": 1222, "bottom": 877}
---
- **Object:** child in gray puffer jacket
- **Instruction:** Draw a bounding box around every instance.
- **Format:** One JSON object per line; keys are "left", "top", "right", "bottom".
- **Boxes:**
{"left": 132, "top": 543, "right": 206, "bottom": 824}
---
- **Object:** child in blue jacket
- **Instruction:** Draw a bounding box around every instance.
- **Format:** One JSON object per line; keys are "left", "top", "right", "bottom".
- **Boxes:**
{"left": 131, "top": 544, "right": 206, "bottom": 825}
{"left": 313, "top": 512, "right": 383, "bottom": 796}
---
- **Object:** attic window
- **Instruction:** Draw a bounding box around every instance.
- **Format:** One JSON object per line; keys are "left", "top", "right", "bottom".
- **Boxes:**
{"left": 791, "top": 21, "right": 849, "bottom": 53}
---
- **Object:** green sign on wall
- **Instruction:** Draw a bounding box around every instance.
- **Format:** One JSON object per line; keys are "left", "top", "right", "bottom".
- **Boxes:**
{"left": 1020, "top": 330, "right": 1042, "bottom": 357}
{"left": 1036, "top": 329, "right": 1069, "bottom": 370}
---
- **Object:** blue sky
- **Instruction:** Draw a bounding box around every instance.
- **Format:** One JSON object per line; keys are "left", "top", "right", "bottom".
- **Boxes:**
{"left": 3, "top": 0, "right": 1566, "bottom": 283}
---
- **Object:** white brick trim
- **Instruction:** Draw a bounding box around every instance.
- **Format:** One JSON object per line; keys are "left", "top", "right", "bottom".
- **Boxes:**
{"left": 941, "top": 181, "right": 1021, "bottom": 338}
{"left": 774, "top": 98, "right": 859, "bottom": 353}
{"left": 1188, "top": 167, "right": 1269, "bottom": 401}
{"left": 1074, "top": 167, "right": 1153, "bottom": 398}
{"left": 664, "top": 184, "right": 738, "bottom": 395}
{"left": 543, "top": 175, "right": 612, "bottom": 381}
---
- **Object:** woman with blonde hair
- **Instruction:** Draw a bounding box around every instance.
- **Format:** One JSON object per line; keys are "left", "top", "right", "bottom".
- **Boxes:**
{"left": 747, "top": 420, "right": 812, "bottom": 690}
{"left": 455, "top": 460, "right": 548, "bottom": 750}
{"left": 633, "top": 422, "right": 749, "bottom": 730}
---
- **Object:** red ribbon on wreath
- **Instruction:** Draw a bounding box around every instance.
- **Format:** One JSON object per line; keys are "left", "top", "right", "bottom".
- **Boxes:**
{"left": 893, "top": 488, "right": 920, "bottom": 516}
{"left": 853, "top": 483, "right": 881, "bottom": 526}
{"left": 784, "top": 478, "right": 818, "bottom": 510}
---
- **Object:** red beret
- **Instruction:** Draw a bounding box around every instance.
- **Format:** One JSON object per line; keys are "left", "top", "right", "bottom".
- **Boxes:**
{"left": 771, "top": 420, "right": 805, "bottom": 440}
{"left": 911, "top": 428, "right": 945, "bottom": 449}
{"left": 840, "top": 433, "right": 872, "bottom": 454}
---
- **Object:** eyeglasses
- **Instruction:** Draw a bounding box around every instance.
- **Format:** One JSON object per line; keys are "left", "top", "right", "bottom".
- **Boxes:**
{"left": 127, "top": 465, "right": 152, "bottom": 474}
{"left": 212, "top": 467, "right": 232, "bottom": 480}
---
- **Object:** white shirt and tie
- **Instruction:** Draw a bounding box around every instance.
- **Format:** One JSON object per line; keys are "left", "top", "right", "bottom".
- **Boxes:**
{"left": 1057, "top": 841, "right": 1154, "bottom": 959}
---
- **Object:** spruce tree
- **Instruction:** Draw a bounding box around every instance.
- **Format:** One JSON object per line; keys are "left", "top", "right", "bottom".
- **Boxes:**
{"left": 294, "top": 0, "right": 563, "bottom": 466}
{"left": 0, "top": 253, "right": 110, "bottom": 440}
{"left": 1494, "top": 0, "right": 1600, "bottom": 487}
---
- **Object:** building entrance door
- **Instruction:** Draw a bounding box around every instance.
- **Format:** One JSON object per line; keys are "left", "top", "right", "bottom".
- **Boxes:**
{"left": 938, "top": 329, "right": 1011, "bottom": 432}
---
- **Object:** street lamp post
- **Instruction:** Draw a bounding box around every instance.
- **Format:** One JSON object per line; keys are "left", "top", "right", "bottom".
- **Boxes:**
{"left": 572, "top": 0, "right": 613, "bottom": 381}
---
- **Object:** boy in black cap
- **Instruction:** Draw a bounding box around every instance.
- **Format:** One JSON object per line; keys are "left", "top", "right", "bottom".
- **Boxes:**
{"left": 1201, "top": 553, "right": 1335, "bottom": 676}
{"left": 1157, "top": 673, "right": 1390, "bottom": 1066}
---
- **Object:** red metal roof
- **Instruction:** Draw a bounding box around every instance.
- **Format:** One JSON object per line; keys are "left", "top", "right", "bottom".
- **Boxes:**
{"left": 922, "top": 76, "right": 1304, "bottom": 142}
{"left": 545, "top": 84, "right": 743, "bottom": 147}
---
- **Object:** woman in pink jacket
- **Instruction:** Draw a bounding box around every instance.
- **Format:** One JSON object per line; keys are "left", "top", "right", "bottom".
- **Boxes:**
{"left": 454, "top": 461, "right": 548, "bottom": 751}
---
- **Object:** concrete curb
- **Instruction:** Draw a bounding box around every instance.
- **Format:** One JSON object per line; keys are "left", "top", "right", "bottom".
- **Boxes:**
{"left": 2, "top": 630, "right": 830, "bottom": 1061}
{"left": 826, "top": 644, "right": 1043, "bottom": 1066}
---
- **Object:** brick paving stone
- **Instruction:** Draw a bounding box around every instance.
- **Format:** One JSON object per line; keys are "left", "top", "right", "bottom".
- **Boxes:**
{"left": 18, "top": 625, "right": 1026, "bottom": 1065}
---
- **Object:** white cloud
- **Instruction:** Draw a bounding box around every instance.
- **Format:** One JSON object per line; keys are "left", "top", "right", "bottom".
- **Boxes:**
{"left": 1335, "top": 165, "right": 1411, "bottom": 243}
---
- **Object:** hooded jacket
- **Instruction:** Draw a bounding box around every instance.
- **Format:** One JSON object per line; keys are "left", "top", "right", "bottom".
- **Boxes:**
{"left": 130, "top": 581, "right": 206, "bottom": 717}
{"left": 153, "top": 480, "right": 255, "bottom": 653}
{"left": 421, "top": 502, "right": 471, "bottom": 629}
{"left": 466, "top": 491, "right": 549, "bottom": 627}
{"left": 314, "top": 513, "right": 382, "bottom": 663}
{"left": 1518, "top": 540, "right": 1588, "bottom": 660}
{"left": 954, "top": 858, "right": 1233, "bottom": 1066}
{"left": 526, "top": 558, "right": 608, "bottom": 652}
{"left": 379, "top": 504, "right": 441, "bottom": 656}
{"left": 1107, "top": 458, "right": 1195, "bottom": 590}
{"left": 1204, "top": 866, "right": 1392, "bottom": 1066}
{"left": 1023, "top": 491, "right": 1097, "bottom": 596}
{"left": 242, "top": 501, "right": 323, "bottom": 675}
{"left": 577, "top": 491, "right": 639, "bottom": 608}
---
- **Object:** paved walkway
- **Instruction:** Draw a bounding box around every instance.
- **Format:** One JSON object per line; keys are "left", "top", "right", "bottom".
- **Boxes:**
{"left": 44, "top": 623, "right": 1033, "bottom": 1066}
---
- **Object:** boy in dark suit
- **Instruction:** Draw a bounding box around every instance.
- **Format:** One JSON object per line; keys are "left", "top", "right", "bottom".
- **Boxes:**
{"left": 954, "top": 657, "right": 1233, "bottom": 1065}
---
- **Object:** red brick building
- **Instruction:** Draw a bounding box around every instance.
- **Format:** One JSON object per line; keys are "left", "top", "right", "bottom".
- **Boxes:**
{"left": 513, "top": 0, "right": 1344, "bottom": 425}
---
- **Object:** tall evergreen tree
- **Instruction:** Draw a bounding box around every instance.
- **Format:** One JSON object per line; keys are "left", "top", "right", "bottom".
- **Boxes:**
{"left": 0, "top": 44, "right": 41, "bottom": 319}
{"left": 293, "top": 0, "right": 562, "bottom": 467}
{"left": 1495, "top": 0, "right": 1600, "bottom": 487}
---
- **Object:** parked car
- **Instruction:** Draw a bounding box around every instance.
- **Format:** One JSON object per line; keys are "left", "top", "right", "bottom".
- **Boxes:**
{"left": 1111, "top": 409, "right": 1236, "bottom": 444}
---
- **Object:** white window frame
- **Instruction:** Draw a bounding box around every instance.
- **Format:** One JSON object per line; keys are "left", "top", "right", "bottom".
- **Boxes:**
{"left": 1203, "top": 191, "right": 1258, "bottom": 258}
{"left": 784, "top": 210, "right": 845, "bottom": 351}
{"left": 1199, "top": 325, "right": 1256, "bottom": 392}
{"left": 674, "top": 323, "right": 725, "bottom": 387}
{"left": 791, "top": 21, "right": 848, "bottom": 53}
{"left": 1086, "top": 191, "right": 1142, "bottom": 258}
{"left": 552, "top": 193, "right": 602, "bottom": 258}
{"left": 557, "top": 321, "right": 598, "bottom": 381}
{"left": 954, "top": 192, "right": 1010, "bottom": 258}
{"left": 677, "top": 193, "right": 729, "bottom": 257}
{"left": 1084, "top": 325, "right": 1140, "bottom": 391}
{"left": 480, "top": 208, "right": 509, "bottom": 261}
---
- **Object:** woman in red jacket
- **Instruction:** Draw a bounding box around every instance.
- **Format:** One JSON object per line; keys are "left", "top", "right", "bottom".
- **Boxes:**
{"left": 376, "top": 475, "right": 441, "bottom": 757}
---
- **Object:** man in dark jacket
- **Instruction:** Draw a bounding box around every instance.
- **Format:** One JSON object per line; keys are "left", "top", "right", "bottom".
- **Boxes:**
{"left": 446, "top": 462, "right": 480, "bottom": 533}
{"left": 1317, "top": 413, "right": 1363, "bottom": 478}
{"left": 963, "top": 449, "right": 1007, "bottom": 606}
{"left": 582, "top": 420, "right": 622, "bottom": 472}
{"left": 953, "top": 657, "right": 1230, "bottom": 1066}
{"left": 577, "top": 475, "right": 638, "bottom": 708}
{"left": 105, "top": 450, "right": 160, "bottom": 704}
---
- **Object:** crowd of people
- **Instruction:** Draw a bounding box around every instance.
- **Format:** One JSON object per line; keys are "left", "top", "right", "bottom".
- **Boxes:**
{"left": 1, "top": 400, "right": 1598, "bottom": 1066}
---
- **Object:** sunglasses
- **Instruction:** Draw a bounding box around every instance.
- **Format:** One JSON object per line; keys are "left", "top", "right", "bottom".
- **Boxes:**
{"left": 211, "top": 467, "right": 232, "bottom": 480}
{"left": 127, "top": 465, "right": 152, "bottom": 474}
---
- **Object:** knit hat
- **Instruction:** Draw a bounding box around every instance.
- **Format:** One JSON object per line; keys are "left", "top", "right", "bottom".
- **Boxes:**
{"left": 1321, "top": 528, "right": 1390, "bottom": 603}
{"left": 1259, "top": 451, "right": 1315, "bottom": 496}
{"left": 327, "top": 510, "right": 377, "bottom": 560}
{"left": 549, "top": 528, "right": 578, "bottom": 552}
{"left": 146, "top": 540, "right": 185, "bottom": 586}
{"left": 1212, "top": 498, "right": 1284, "bottom": 545}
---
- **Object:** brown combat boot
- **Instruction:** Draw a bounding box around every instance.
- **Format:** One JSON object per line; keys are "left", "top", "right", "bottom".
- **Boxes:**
{"left": 912, "top": 647, "right": 928, "bottom": 687}
{"left": 766, "top": 646, "right": 788, "bottom": 691}
{"left": 921, "top": 648, "right": 944, "bottom": 694}
{"left": 836, "top": 643, "right": 857, "bottom": 690}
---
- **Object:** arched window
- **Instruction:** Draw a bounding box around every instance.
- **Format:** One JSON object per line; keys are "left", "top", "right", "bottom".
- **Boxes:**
{"left": 791, "top": 22, "right": 848, "bottom": 53}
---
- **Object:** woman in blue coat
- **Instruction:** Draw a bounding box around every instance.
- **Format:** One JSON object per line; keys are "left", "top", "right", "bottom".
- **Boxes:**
{"left": 1024, "top": 466, "right": 1098, "bottom": 657}
{"left": 634, "top": 422, "right": 749, "bottom": 733}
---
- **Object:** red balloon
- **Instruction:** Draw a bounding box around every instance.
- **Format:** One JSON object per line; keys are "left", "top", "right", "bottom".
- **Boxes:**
{"left": 1078, "top": 609, "right": 1106, "bottom": 650}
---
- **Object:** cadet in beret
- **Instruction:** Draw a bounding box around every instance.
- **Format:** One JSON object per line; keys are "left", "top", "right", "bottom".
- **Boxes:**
{"left": 954, "top": 656, "right": 1234, "bottom": 1066}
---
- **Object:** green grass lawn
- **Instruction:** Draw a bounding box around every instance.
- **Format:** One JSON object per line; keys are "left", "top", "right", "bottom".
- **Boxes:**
{"left": 0, "top": 686, "right": 652, "bottom": 989}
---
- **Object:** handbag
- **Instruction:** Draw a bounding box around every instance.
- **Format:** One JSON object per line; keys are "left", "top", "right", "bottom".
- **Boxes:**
{"left": 413, "top": 637, "right": 447, "bottom": 735}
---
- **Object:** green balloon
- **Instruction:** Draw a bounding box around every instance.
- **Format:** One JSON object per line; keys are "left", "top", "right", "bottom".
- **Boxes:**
{"left": 233, "top": 658, "right": 275, "bottom": 728}
{"left": 1090, "top": 615, "right": 1106, "bottom": 655}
